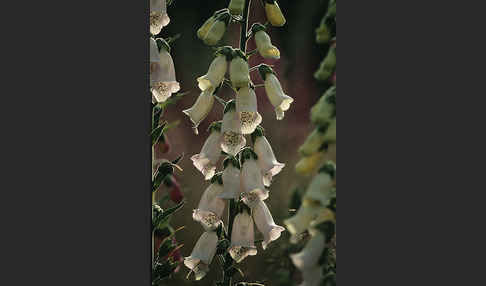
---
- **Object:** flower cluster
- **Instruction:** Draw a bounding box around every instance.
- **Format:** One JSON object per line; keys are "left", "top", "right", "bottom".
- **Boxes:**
{"left": 285, "top": 1, "right": 337, "bottom": 286}
{"left": 182, "top": 0, "right": 290, "bottom": 283}
{"left": 150, "top": 1, "right": 186, "bottom": 284}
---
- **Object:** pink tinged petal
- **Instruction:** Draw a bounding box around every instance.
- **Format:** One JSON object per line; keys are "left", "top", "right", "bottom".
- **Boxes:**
{"left": 218, "top": 165, "right": 241, "bottom": 200}
{"left": 241, "top": 158, "right": 266, "bottom": 196}
{"left": 253, "top": 200, "right": 285, "bottom": 250}
{"left": 184, "top": 231, "right": 218, "bottom": 280}
{"left": 191, "top": 131, "right": 222, "bottom": 180}
{"left": 254, "top": 136, "right": 285, "bottom": 184}
{"left": 229, "top": 211, "right": 257, "bottom": 263}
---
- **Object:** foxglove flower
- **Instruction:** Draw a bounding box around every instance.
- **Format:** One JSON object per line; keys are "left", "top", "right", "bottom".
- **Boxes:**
{"left": 290, "top": 228, "right": 326, "bottom": 270}
{"left": 203, "top": 12, "right": 231, "bottom": 46}
{"left": 229, "top": 209, "right": 258, "bottom": 263}
{"left": 150, "top": 37, "right": 160, "bottom": 63}
{"left": 259, "top": 65, "right": 293, "bottom": 120}
{"left": 298, "top": 265, "right": 324, "bottom": 286}
{"left": 252, "top": 23, "right": 280, "bottom": 59}
{"left": 284, "top": 199, "right": 325, "bottom": 235}
{"left": 221, "top": 100, "right": 246, "bottom": 156}
{"left": 298, "top": 124, "right": 332, "bottom": 157}
{"left": 183, "top": 88, "right": 215, "bottom": 134}
{"left": 150, "top": 0, "right": 170, "bottom": 35}
{"left": 252, "top": 126, "right": 285, "bottom": 186}
{"left": 197, "top": 46, "right": 232, "bottom": 91}
{"left": 193, "top": 173, "right": 226, "bottom": 230}
{"left": 191, "top": 121, "right": 222, "bottom": 179}
{"left": 240, "top": 148, "right": 268, "bottom": 200}
{"left": 151, "top": 39, "right": 180, "bottom": 103}
{"left": 218, "top": 156, "right": 242, "bottom": 200}
{"left": 252, "top": 199, "right": 285, "bottom": 249}
{"left": 295, "top": 151, "right": 325, "bottom": 176}
{"left": 229, "top": 49, "right": 250, "bottom": 88}
{"left": 228, "top": 0, "right": 245, "bottom": 15}
{"left": 236, "top": 86, "right": 262, "bottom": 134}
{"left": 314, "top": 44, "right": 336, "bottom": 81}
{"left": 310, "top": 86, "right": 336, "bottom": 127}
{"left": 304, "top": 162, "right": 336, "bottom": 206}
{"left": 264, "top": 0, "right": 286, "bottom": 27}
{"left": 184, "top": 231, "right": 218, "bottom": 281}
{"left": 197, "top": 9, "right": 228, "bottom": 40}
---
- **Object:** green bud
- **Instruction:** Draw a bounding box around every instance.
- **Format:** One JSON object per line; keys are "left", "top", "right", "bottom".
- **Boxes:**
{"left": 251, "top": 22, "right": 267, "bottom": 34}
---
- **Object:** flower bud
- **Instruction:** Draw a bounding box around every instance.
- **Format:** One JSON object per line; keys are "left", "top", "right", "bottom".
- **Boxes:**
{"left": 150, "top": 0, "right": 170, "bottom": 35}
{"left": 184, "top": 231, "right": 218, "bottom": 280}
{"left": 218, "top": 156, "right": 242, "bottom": 200}
{"left": 260, "top": 65, "right": 294, "bottom": 120}
{"left": 229, "top": 50, "right": 250, "bottom": 88}
{"left": 151, "top": 39, "right": 180, "bottom": 103}
{"left": 193, "top": 173, "right": 226, "bottom": 230}
{"left": 183, "top": 89, "right": 215, "bottom": 133}
{"left": 252, "top": 126, "right": 285, "bottom": 186}
{"left": 228, "top": 0, "right": 245, "bottom": 15}
{"left": 252, "top": 199, "right": 285, "bottom": 249}
{"left": 310, "top": 86, "right": 336, "bottom": 126}
{"left": 252, "top": 23, "right": 280, "bottom": 59}
{"left": 314, "top": 45, "right": 336, "bottom": 81}
{"left": 197, "top": 47, "right": 231, "bottom": 91}
{"left": 203, "top": 12, "right": 230, "bottom": 46}
{"left": 264, "top": 0, "right": 286, "bottom": 27}
{"left": 191, "top": 121, "right": 223, "bottom": 179}
{"left": 236, "top": 86, "right": 262, "bottom": 134}
{"left": 229, "top": 210, "right": 258, "bottom": 263}
{"left": 221, "top": 100, "right": 246, "bottom": 156}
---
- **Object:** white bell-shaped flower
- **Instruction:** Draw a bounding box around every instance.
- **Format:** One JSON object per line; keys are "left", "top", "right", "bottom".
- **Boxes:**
{"left": 298, "top": 265, "right": 324, "bottom": 286}
{"left": 228, "top": 209, "right": 257, "bottom": 263}
{"left": 252, "top": 23, "right": 280, "bottom": 59}
{"left": 150, "top": 0, "right": 170, "bottom": 35}
{"left": 184, "top": 231, "right": 218, "bottom": 281}
{"left": 193, "top": 173, "right": 226, "bottom": 230}
{"left": 150, "top": 38, "right": 160, "bottom": 63}
{"left": 259, "top": 65, "right": 293, "bottom": 120}
{"left": 203, "top": 12, "right": 230, "bottom": 46}
{"left": 252, "top": 199, "right": 285, "bottom": 250}
{"left": 228, "top": 0, "right": 245, "bottom": 15}
{"left": 197, "top": 9, "right": 228, "bottom": 39}
{"left": 290, "top": 229, "right": 326, "bottom": 270}
{"left": 236, "top": 86, "right": 262, "bottom": 135}
{"left": 310, "top": 86, "right": 336, "bottom": 127}
{"left": 252, "top": 126, "right": 285, "bottom": 186}
{"left": 229, "top": 50, "right": 250, "bottom": 89}
{"left": 151, "top": 40, "right": 180, "bottom": 103}
{"left": 191, "top": 121, "right": 223, "bottom": 179}
{"left": 197, "top": 47, "right": 231, "bottom": 91}
{"left": 303, "top": 162, "right": 336, "bottom": 206}
{"left": 218, "top": 156, "right": 242, "bottom": 200}
{"left": 240, "top": 148, "right": 268, "bottom": 199}
{"left": 221, "top": 100, "right": 246, "bottom": 156}
{"left": 284, "top": 199, "right": 325, "bottom": 235}
{"left": 183, "top": 88, "right": 215, "bottom": 134}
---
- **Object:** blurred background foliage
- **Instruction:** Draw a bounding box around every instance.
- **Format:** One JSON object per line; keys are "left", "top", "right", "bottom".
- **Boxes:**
{"left": 159, "top": 0, "right": 333, "bottom": 285}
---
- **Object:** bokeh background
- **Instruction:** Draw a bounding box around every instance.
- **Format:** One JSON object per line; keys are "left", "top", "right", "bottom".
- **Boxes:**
{"left": 158, "top": 0, "right": 333, "bottom": 285}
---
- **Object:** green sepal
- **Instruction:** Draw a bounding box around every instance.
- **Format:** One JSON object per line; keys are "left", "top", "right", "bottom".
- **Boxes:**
{"left": 251, "top": 23, "right": 266, "bottom": 34}
{"left": 155, "top": 37, "right": 170, "bottom": 53}
{"left": 258, "top": 64, "right": 275, "bottom": 81}
{"left": 208, "top": 120, "right": 223, "bottom": 133}
{"left": 223, "top": 155, "right": 241, "bottom": 170}
{"left": 152, "top": 162, "right": 174, "bottom": 192}
{"left": 250, "top": 125, "right": 265, "bottom": 144}
{"left": 318, "top": 161, "right": 336, "bottom": 178}
{"left": 210, "top": 172, "right": 224, "bottom": 185}
{"left": 239, "top": 147, "right": 258, "bottom": 165}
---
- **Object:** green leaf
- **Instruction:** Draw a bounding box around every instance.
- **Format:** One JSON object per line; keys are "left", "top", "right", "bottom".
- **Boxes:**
{"left": 152, "top": 162, "right": 174, "bottom": 192}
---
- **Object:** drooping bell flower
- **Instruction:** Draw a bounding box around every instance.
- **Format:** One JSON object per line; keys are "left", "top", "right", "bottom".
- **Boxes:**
{"left": 252, "top": 126, "right": 285, "bottom": 186}
{"left": 295, "top": 151, "right": 326, "bottom": 176}
{"left": 236, "top": 85, "right": 262, "bottom": 135}
{"left": 228, "top": 0, "right": 245, "bottom": 15}
{"left": 184, "top": 231, "right": 218, "bottom": 281}
{"left": 264, "top": 0, "right": 286, "bottom": 27}
{"left": 240, "top": 147, "right": 268, "bottom": 200}
{"left": 150, "top": 0, "right": 170, "bottom": 35}
{"left": 284, "top": 199, "right": 325, "bottom": 236}
{"left": 217, "top": 156, "right": 242, "bottom": 200}
{"left": 228, "top": 208, "right": 258, "bottom": 263}
{"left": 193, "top": 173, "right": 226, "bottom": 230}
{"left": 221, "top": 100, "right": 246, "bottom": 156}
{"left": 183, "top": 88, "right": 215, "bottom": 134}
{"left": 203, "top": 11, "right": 231, "bottom": 46}
{"left": 310, "top": 86, "right": 336, "bottom": 127}
{"left": 252, "top": 23, "right": 280, "bottom": 59}
{"left": 191, "top": 121, "right": 223, "bottom": 179}
{"left": 229, "top": 49, "right": 250, "bottom": 89}
{"left": 197, "top": 46, "right": 232, "bottom": 91}
{"left": 314, "top": 44, "right": 336, "bottom": 81}
{"left": 197, "top": 9, "right": 228, "bottom": 40}
{"left": 251, "top": 199, "right": 285, "bottom": 250}
{"left": 297, "top": 265, "right": 324, "bottom": 286}
{"left": 290, "top": 228, "right": 326, "bottom": 270}
{"left": 151, "top": 39, "right": 180, "bottom": 103}
{"left": 298, "top": 124, "right": 332, "bottom": 157}
{"left": 259, "top": 64, "right": 293, "bottom": 120}
{"left": 304, "top": 162, "right": 336, "bottom": 206}
{"left": 150, "top": 37, "right": 160, "bottom": 63}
